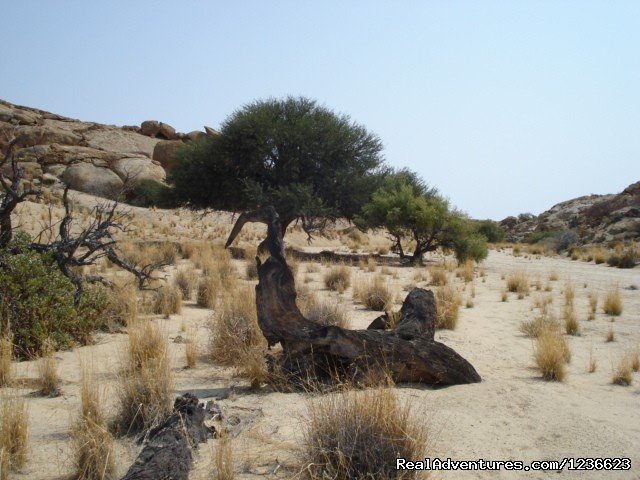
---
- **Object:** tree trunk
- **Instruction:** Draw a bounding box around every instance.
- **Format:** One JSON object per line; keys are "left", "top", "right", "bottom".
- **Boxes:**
{"left": 225, "top": 207, "right": 481, "bottom": 387}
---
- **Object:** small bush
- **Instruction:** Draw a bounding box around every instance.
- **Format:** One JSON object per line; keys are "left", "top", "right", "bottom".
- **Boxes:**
{"left": 436, "top": 286, "right": 461, "bottom": 329}
{"left": 428, "top": 266, "right": 448, "bottom": 286}
{"left": 104, "top": 282, "right": 138, "bottom": 329}
{"left": 563, "top": 306, "right": 579, "bottom": 336}
{"left": 534, "top": 328, "right": 569, "bottom": 381}
{"left": 607, "top": 247, "right": 637, "bottom": 268}
{"left": 38, "top": 339, "right": 61, "bottom": 396}
{"left": 129, "top": 178, "right": 177, "bottom": 208}
{"left": 603, "top": 287, "right": 622, "bottom": 316}
{"left": 304, "top": 388, "right": 427, "bottom": 480}
{"left": 197, "top": 275, "right": 219, "bottom": 309}
{"left": 323, "top": 266, "right": 351, "bottom": 292}
{"left": 0, "top": 395, "right": 28, "bottom": 472}
{"left": 301, "top": 295, "right": 349, "bottom": 328}
{"left": 606, "top": 327, "right": 615, "bottom": 342}
{"left": 563, "top": 283, "right": 574, "bottom": 306}
{"left": 214, "top": 431, "right": 234, "bottom": 480}
{"left": 456, "top": 260, "right": 474, "bottom": 283}
{"left": 185, "top": 328, "right": 197, "bottom": 369}
{"left": 506, "top": 270, "right": 529, "bottom": 296}
{"left": 174, "top": 266, "right": 197, "bottom": 299}
{"left": 353, "top": 276, "right": 394, "bottom": 311}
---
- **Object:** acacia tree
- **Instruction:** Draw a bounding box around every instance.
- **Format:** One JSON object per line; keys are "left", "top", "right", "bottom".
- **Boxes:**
{"left": 171, "top": 96, "right": 386, "bottom": 239}
{"left": 357, "top": 173, "right": 487, "bottom": 264}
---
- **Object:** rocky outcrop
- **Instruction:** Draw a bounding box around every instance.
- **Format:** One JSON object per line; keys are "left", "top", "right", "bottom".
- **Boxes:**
{"left": 500, "top": 182, "right": 640, "bottom": 244}
{"left": 0, "top": 99, "right": 211, "bottom": 200}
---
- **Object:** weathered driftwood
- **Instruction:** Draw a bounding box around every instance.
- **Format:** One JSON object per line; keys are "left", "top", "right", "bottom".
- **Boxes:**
{"left": 226, "top": 206, "right": 481, "bottom": 386}
{"left": 121, "top": 394, "right": 214, "bottom": 480}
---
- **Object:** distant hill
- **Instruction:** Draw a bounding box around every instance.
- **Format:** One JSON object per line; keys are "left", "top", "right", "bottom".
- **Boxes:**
{"left": 500, "top": 182, "right": 640, "bottom": 244}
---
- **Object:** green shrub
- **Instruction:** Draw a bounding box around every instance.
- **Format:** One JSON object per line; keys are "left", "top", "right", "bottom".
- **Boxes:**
{"left": 476, "top": 220, "right": 505, "bottom": 243}
{"left": 0, "top": 233, "right": 106, "bottom": 358}
{"left": 607, "top": 249, "right": 637, "bottom": 269}
{"left": 129, "top": 179, "right": 177, "bottom": 208}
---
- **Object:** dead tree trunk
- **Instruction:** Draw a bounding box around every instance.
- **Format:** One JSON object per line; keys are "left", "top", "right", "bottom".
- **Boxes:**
{"left": 121, "top": 394, "right": 214, "bottom": 480}
{"left": 225, "top": 207, "right": 481, "bottom": 387}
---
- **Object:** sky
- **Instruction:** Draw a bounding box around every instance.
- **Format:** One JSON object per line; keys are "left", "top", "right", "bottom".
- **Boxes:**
{"left": 1, "top": 1, "right": 638, "bottom": 220}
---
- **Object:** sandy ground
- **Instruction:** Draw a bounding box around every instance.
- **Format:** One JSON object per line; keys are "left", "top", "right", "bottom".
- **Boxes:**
{"left": 3, "top": 201, "right": 640, "bottom": 479}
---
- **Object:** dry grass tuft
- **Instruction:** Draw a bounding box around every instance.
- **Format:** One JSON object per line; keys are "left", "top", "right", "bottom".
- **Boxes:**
{"left": 588, "top": 349, "right": 597, "bottom": 373}
{"left": 435, "top": 286, "right": 461, "bottom": 329}
{"left": 456, "top": 260, "right": 474, "bottom": 283}
{"left": 323, "top": 265, "right": 351, "bottom": 293}
{"left": 612, "top": 357, "right": 633, "bottom": 386}
{"left": 197, "top": 275, "right": 219, "bottom": 309}
{"left": 0, "top": 395, "right": 28, "bottom": 472}
{"left": 366, "top": 257, "right": 377, "bottom": 273}
{"left": 185, "top": 328, "right": 197, "bottom": 369}
{"left": 304, "top": 388, "right": 427, "bottom": 480}
{"left": 563, "top": 306, "right": 579, "bottom": 336}
{"left": 563, "top": 283, "right": 575, "bottom": 306}
{"left": 153, "top": 284, "right": 183, "bottom": 316}
{"left": 115, "top": 320, "right": 173, "bottom": 434}
{"left": 548, "top": 269, "right": 559, "bottom": 281}
{"left": 37, "top": 339, "right": 60, "bottom": 396}
{"left": 501, "top": 289, "right": 508, "bottom": 302}
{"left": 300, "top": 294, "right": 349, "bottom": 328}
{"left": 606, "top": 327, "right": 615, "bottom": 342}
{"left": 104, "top": 282, "right": 139, "bottom": 328}
{"left": 534, "top": 327, "right": 570, "bottom": 381}
{"left": 588, "top": 292, "right": 598, "bottom": 320}
{"left": 0, "top": 336, "right": 12, "bottom": 388}
{"left": 214, "top": 431, "right": 234, "bottom": 480}
{"left": 428, "top": 265, "right": 448, "bottom": 286}
{"left": 631, "top": 349, "right": 640, "bottom": 372}
{"left": 603, "top": 287, "right": 623, "bottom": 316}
{"left": 506, "top": 270, "right": 529, "bottom": 297}
{"left": 353, "top": 275, "right": 394, "bottom": 312}
{"left": 174, "top": 266, "right": 197, "bottom": 300}
{"left": 71, "top": 361, "right": 115, "bottom": 480}
{"left": 520, "top": 313, "right": 558, "bottom": 338}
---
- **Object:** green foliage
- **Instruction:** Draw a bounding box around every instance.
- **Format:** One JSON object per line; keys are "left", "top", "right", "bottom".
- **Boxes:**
{"left": 129, "top": 179, "right": 177, "bottom": 209}
{"left": 358, "top": 173, "right": 487, "bottom": 263}
{"left": 0, "top": 233, "right": 106, "bottom": 358}
{"left": 171, "top": 96, "right": 386, "bottom": 228}
{"left": 607, "top": 248, "right": 637, "bottom": 268}
{"left": 475, "top": 220, "right": 505, "bottom": 243}
{"left": 525, "top": 229, "right": 578, "bottom": 252}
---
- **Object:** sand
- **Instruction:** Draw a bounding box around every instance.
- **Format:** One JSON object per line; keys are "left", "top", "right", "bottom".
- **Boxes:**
{"left": 3, "top": 214, "right": 639, "bottom": 479}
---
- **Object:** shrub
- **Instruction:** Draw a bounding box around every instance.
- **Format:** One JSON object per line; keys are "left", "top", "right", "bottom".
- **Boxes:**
{"left": 103, "top": 282, "right": 138, "bottom": 329}
{"left": 0, "top": 235, "right": 107, "bottom": 358}
{"left": 476, "top": 220, "right": 505, "bottom": 243}
{"left": 534, "top": 328, "right": 569, "bottom": 381}
{"left": 0, "top": 395, "right": 28, "bottom": 472}
{"left": 506, "top": 271, "right": 529, "bottom": 297}
{"left": 153, "top": 284, "right": 183, "bottom": 316}
{"left": 606, "top": 247, "right": 637, "bottom": 268}
{"left": 174, "top": 266, "right": 197, "bottom": 299}
{"left": 197, "top": 275, "right": 219, "bottom": 309}
{"left": 603, "top": 287, "right": 622, "bottom": 316}
{"left": 612, "top": 357, "right": 633, "bottom": 386}
{"left": 323, "top": 266, "right": 351, "bottom": 292}
{"left": 185, "top": 328, "right": 197, "bottom": 369}
{"left": 0, "top": 336, "right": 11, "bottom": 387}
{"left": 428, "top": 266, "right": 448, "bottom": 286}
{"left": 214, "top": 431, "right": 234, "bottom": 480}
{"left": 38, "top": 339, "right": 60, "bottom": 396}
{"left": 353, "top": 276, "right": 394, "bottom": 311}
{"left": 129, "top": 179, "right": 177, "bottom": 208}
{"left": 301, "top": 295, "right": 349, "bottom": 328}
{"left": 520, "top": 314, "right": 558, "bottom": 338}
{"left": 304, "top": 388, "right": 427, "bottom": 479}
{"left": 563, "top": 306, "right": 579, "bottom": 336}
{"left": 456, "top": 260, "right": 474, "bottom": 283}
{"left": 435, "top": 286, "right": 461, "bottom": 329}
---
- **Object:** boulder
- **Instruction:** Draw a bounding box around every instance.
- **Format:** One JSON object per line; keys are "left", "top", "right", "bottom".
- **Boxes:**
{"left": 204, "top": 126, "right": 220, "bottom": 137}
{"left": 84, "top": 128, "right": 160, "bottom": 158}
{"left": 112, "top": 157, "right": 166, "bottom": 185}
{"left": 43, "top": 164, "right": 67, "bottom": 177}
{"left": 13, "top": 125, "right": 83, "bottom": 148}
{"left": 13, "top": 145, "right": 50, "bottom": 162}
{"left": 152, "top": 140, "right": 183, "bottom": 170}
{"left": 158, "top": 122, "right": 178, "bottom": 140}
{"left": 140, "top": 120, "right": 161, "bottom": 137}
{"left": 42, "top": 173, "right": 58, "bottom": 185}
{"left": 62, "top": 163, "right": 124, "bottom": 199}
{"left": 185, "top": 130, "right": 206, "bottom": 142}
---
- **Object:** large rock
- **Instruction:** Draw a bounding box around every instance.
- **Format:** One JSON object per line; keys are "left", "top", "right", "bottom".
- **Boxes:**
{"left": 112, "top": 157, "right": 166, "bottom": 185}
{"left": 185, "top": 130, "right": 206, "bottom": 142}
{"left": 62, "top": 163, "right": 124, "bottom": 199}
{"left": 152, "top": 140, "right": 183, "bottom": 170}
{"left": 84, "top": 128, "right": 160, "bottom": 157}
{"left": 140, "top": 120, "right": 161, "bottom": 137}
{"left": 13, "top": 125, "right": 83, "bottom": 148}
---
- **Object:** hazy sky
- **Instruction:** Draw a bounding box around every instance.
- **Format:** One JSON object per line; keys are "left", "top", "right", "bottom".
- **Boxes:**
{"left": 2, "top": 1, "right": 638, "bottom": 220}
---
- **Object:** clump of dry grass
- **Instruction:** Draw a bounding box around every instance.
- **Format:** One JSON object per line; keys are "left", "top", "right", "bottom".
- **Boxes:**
{"left": 300, "top": 294, "right": 349, "bottom": 328}
{"left": 456, "top": 260, "right": 474, "bottom": 283}
{"left": 588, "top": 292, "right": 598, "bottom": 320}
{"left": 304, "top": 388, "right": 427, "bottom": 480}
{"left": 353, "top": 275, "right": 394, "bottom": 311}
{"left": 631, "top": 349, "right": 640, "bottom": 372}
{"left": 0, "top": 336, "right": 12, "bottom": 388}
{"left": 153, "top": 284, "right": 183, "bottom": 316}
{"left": 214, "top": 431, "right": 234, "bottom": 479}
{"left": 603, "top": 287, "right": 622, "bottom": 316}
{"left": 115, "top": 320, "right": 173, "bottom": 434}
{"left": 612, "top": 357, "right": 633, "bottom": 386}
{"left": 593, "top": 248, "right": 607, "bottom": 264}
{"left": 506, "top": 270, "right": 529, "bottom": 298}
{"left": 71, "top": 361, "right": 115, "bottom": 480}
{"left": 501, "top": 289, "right": 508, "bottom": 302}
{"left": 588, "top": 349, "right": 597, "bottom": 373}
{"left": 306, "top": 263, "right": 321, "bottom": 274}
{"left": 606, "top": 327, "right": 615, "bottom": 342}
{"left": 38, "top": 339, "right": 60, "bottom": 396}
{"left": 563, "top": 283, "right": 574, "bottom": 306}
{"left": 534, "top": 327, "right": 570, "bottom": 381}
{"left": 104, "top": 281, "right": 139, "bottom": 329}
{"left": 0, "top": 395, "right": 28, "bottom": 472}
{"left": 323, "top": 265, "right": 351, "bottom": 293}
{"left": 563, "top": 306, "right": 579, "bottom": 336}
{"left": 428, "top": 265, "right": 448, "bottom": 286}
{"left": 185, "top": 328, "right": 197, "bottom": 369}
{"left": 465, "top": 298, "right": 474, "bottom": 309}
{"left": 366, "top": 257, "right": 377, "bottom": 273}
{"left": 435, "top": 286, "right": 461, "bottom": 329}
{"left": 208, "top": 288, "right": 268, "bottom": 387}
{"left": 197, "top": 275, "right": 219, "bottom": 309}
{"left": 174, "top": 266, "right": 197, "bottom": 300}
{"left": 520, "top": 313, "right": 558, "bottom": 338}
{"left": 548, "top": 269, "right": 559, "bottom": 281}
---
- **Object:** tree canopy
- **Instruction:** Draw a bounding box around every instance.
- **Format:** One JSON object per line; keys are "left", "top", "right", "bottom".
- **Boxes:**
{"left": 171, "top": 96, "right": 386, "bottom": 237}
{"left": 357, "top": 172, "right": 487, "bottom": 264}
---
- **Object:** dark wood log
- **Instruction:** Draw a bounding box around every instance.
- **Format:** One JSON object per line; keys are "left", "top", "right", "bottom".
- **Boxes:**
{"left": 121, "top": 393, "right": 215, "bottom": 480}
{"left": 226, "top": 206, "right": 481, "bottom": 387}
